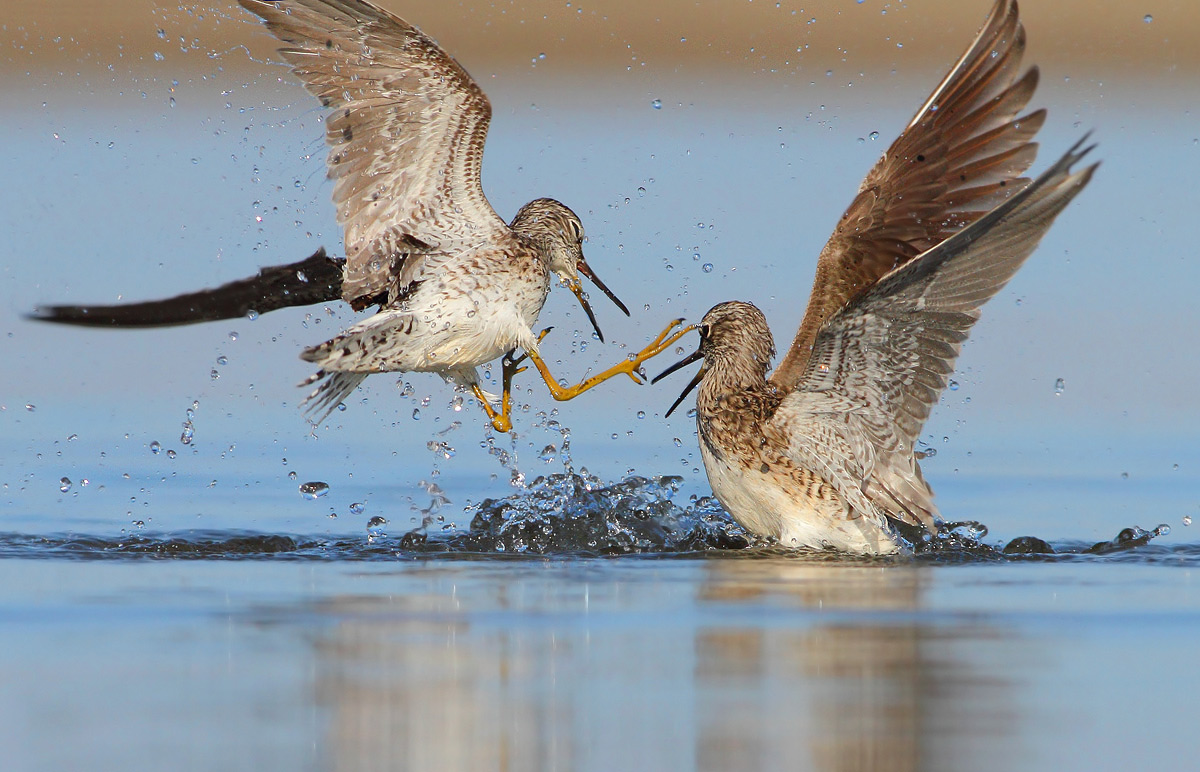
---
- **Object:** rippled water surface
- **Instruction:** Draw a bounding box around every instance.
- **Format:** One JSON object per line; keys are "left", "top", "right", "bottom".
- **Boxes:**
{"left": 4, "top": 0, "right": 1200, "bottom": 769}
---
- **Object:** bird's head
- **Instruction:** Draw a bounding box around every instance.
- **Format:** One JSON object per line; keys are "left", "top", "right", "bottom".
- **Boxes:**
{"left": 511, "top": 198, "right": 629, "bottom": 342}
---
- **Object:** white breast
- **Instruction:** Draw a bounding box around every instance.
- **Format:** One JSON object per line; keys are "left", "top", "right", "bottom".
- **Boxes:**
{"left": 699, "top": 438, "right": 902, "bottom": 555}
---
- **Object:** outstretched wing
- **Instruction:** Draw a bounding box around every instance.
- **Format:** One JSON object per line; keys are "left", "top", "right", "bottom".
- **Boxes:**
{"left": 239, "top": 0, "right": 508, "bottom": 303}
{"left": 772, "top": 139, "right": 1097, "bottom": 529}
{"left": 771, "top": 0, "right": 1044, "bottom": 391}
{"left": 30, "top": 249, "right": 344, "bottom": 327}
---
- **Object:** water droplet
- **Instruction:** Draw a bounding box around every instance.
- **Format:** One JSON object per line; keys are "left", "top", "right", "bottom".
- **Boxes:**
{"left": 948, "top": 380, "right": 959, "bottom": 391}
{"left": 228, "top": 331, "right": 239, "bottom": 341}
{"left": 1143, "top": 14, "right": 1153, "bottom": 23}
{"left": 150, "top": 441, "right": 162, "bottom": 455}
{"left": 246, "top": 310, "right": 259, "bottom": 321}
{"left": 209, "top": 368, "right": 220, "bottom": 380}
{"left": 153, "top": 51, "right": 164, "bottom": 62}
{"left": 1120, "top": 471, "right": 1129, "bottom": 480}
{"left": 869, "top": 130, "right": 879, "bottom": 141}
{"left": 166, "top": 449, "right": 177, "bottom": 459}
{"left": 216, "top": 355, "right": 228, "bottom": 366}
{"left": 24, "top": 404, "right": 35, "bottom": 412}
{"left": 701, "top": 263, "right": 714, "bottom": 273}
{"left": 539, "top": 444, "right": 557, "bottom": 462}
{"left": 673, "top": 437, "right": 682, "bottom": 447}
{"left": 287, "top": 470, "right": 297, "bottom": 480}
{"left": 412, "top": 408, "right": 421, "bottom": 420}
{"left": 59, "top": 477, "right": 72, "bottom": 493}
{"left": 1054, "top": 377, "right": 1065, "bottom": 396}
{"left": 651, "top": 98, "right": 662, "bottom": 109}
{"left": 1184, "top": 515, "right": 1193, "bottom": 526}
{"left": 366, "top": 516, "right": 387, "bottom": 538}
{"left": 299, "top": 481, "right": 330, "bottom": 500}
{"left": 180, "top": 421, "right": 195, "bottom": 445}
{"left": 349, "top": 502, "right": 366, "bottom": 515}
{"left": 636, "top": 410, "right": 646, "bottom": 419}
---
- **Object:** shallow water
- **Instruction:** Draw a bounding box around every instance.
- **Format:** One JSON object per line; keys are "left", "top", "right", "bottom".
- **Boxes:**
{"left": 4, "top": 550, "right": 1199, "bottom": 772}
{"left": 4, "top": 0, "right": 1200, "bottom": 769}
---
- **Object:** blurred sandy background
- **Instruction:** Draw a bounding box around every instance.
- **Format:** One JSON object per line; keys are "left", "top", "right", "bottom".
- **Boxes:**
{"left": 7, "top": 0, "right": 1196, "bottom": 84}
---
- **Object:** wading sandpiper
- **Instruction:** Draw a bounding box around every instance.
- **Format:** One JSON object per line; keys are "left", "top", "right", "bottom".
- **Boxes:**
{"left": 654, "top": 0, "right": 1097, "bottom": 554}
{"left": 33, "top": 0, "right": 686, "bottom": 431}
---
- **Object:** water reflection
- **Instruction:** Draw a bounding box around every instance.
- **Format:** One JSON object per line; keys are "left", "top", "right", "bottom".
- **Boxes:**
{"left": 299, "top": 560, "right": 1012, "bottom": 772}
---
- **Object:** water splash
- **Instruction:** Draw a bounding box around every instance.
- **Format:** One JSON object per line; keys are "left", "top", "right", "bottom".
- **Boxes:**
{"left": 427, "top": 470, "right": 751, "bottom": 555}
{"left": 366, "top": 516, "right": 387, "bottom": 543}
{"left": 908, "top": 519, "right": 1173, "bottom": 561}
{"left": 298, "top": 481, "right": 330, "bottom": 500}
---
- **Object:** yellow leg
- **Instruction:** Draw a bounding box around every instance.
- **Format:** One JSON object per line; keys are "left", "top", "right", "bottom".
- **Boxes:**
{"left": 470, "top": 348, "right": 528, "bottom": 433}
{"left": 524, "top": 318, "right": 690, "bottom": 401}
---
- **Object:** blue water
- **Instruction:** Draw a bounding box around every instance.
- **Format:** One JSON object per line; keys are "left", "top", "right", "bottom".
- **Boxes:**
{"left": 3, "top": 1, "right": 1200, "bottom": 769}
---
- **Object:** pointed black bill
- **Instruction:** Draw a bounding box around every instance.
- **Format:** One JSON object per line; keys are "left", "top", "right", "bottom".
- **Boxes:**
{"left": 653, "top": 346, "right": 704, "bottom": 418}
{"left": 566, "top": 278, "right": 606, "bottom": 343}
{"left": 578, "top": 258, "right": 630, "bottom": 317}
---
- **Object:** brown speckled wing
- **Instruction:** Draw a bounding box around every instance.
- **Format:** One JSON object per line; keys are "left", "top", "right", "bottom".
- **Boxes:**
{"left": 775, "top": 140, "right": 1097, "bottom": 529}
{"left": 239, "top": 0, "right": 508, "bottom": 305}
{"left": 771, "top": 0, "right": 1044, "bottom": 392}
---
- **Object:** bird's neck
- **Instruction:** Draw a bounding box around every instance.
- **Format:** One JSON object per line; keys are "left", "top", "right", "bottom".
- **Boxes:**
{"left": 697, "top": 356, "right": 776, "bottom": 415}
{"left": 508, "top": 222, "right": 554, "bottom": 265}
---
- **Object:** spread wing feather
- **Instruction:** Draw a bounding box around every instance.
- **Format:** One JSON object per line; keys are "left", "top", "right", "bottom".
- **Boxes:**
{"left": 773, "top": 139, "right": 1097, "bottom": 529}
{"left": 239, "top": 0, "right": 508, "bottom": 304}
{"left": 771, "top": 0, "right": 1044, "bottom": 391}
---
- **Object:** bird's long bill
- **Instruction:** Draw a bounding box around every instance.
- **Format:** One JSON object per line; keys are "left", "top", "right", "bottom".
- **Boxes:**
{"left": 566, "top": 278, "right": 607, "bottom": 343}
{"left": 652, "top": 347, "right": 704, "bottom": 418}
{"left": 578, "top": 258, "right": 630, "bottom": 317}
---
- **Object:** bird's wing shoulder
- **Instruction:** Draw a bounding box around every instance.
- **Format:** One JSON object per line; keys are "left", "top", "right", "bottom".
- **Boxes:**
{"left": 771, "top": 0, "right": 1043, "bottom": 391}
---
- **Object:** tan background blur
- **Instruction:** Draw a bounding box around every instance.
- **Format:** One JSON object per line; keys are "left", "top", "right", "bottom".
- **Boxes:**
{"left": 6, "top": 0, "right": 1196, "bottom": 85}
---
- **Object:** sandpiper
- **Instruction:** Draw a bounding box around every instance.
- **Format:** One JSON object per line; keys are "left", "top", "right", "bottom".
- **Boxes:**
{"left": 654, "top": 0, "right": 1098, "bottom": 554}
{"left": 33, "top": 0, "right": 685, "bottom": 432}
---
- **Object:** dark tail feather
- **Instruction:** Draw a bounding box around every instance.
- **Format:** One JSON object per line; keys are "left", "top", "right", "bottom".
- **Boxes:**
{"left": 29, "top": 248, "right": 345, "bottom": 328}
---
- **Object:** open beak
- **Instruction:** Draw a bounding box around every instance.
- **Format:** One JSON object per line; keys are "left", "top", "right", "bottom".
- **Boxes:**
{"left": 569, "top": 257, "right": 630, "bottom": 343}
{"left": 565, "top": 277, "right": 606, "bottom": 343}
{"left": 652, "top": 344, "right": 704, "bottom": 418}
